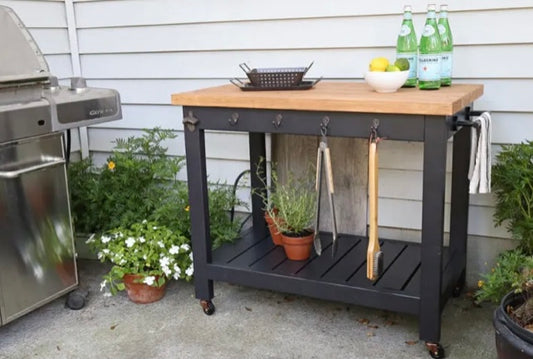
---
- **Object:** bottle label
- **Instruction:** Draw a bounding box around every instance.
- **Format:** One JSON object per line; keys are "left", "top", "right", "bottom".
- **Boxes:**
{"left": 396, "top": 52, "right": 417, "bottom": 79}
{"left": 438, "top": 24, "right": 446, "bottom": 35}
{"left": 440, "top": 51, "right": 453, "bottom": 78}
{"left": 418, "top": 54, "right": 441, "bottom": 81}
{"left": 422, "top": 25, "right": 436, "bottom": 37}
{"left": 399, "top": 24, "right": 411, "bottom": 36}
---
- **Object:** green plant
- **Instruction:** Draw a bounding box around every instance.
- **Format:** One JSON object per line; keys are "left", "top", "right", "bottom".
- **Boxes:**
{"left": 150, "top": 180, "right": 245, "bottom": 249}
{"left": 87, "top": 220, "right": 193, "bottom": 295}
{"left": 492, "top": 141, "right": 533, "bottom": 254}
{"left": 68, "top": 127, "right": 245, "bottom": 249}
{"left": 270, "top": 167, "right": 316, "bottom": 236}
{"left": 475, "top": 249, "right": 533, "bottom": 303}
{"left": 67, "top": 157, "right": 100, "bottom": 234}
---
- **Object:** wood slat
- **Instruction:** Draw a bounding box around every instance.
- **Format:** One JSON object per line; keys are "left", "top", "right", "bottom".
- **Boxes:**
{"left": 347, "top": 240, "right": 408, "bottom": 287}
{"left": 171, "top": 82, "right": 484, "bottom": 116}
{"left": 375, "top": 244, "right": 421, "bottom": 291}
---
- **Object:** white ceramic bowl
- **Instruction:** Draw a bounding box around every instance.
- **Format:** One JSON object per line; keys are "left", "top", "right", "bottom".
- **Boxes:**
{"left": 364, "top": 70, "right": 409, "bottom": 93}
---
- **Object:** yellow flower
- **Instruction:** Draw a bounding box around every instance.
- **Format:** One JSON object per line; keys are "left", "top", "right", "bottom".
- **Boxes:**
{"left": 107, "top": 161, "right": 116, "bottom": 171}
{"left": 185, "top": 205, "right": 190, "bottom": 212}
{"left": 478, "top": 280, "right": 484, "bottom": 288}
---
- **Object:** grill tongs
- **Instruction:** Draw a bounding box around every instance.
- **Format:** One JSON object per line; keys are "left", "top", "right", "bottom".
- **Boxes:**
{"left": 313, "top": 117, "right": 339, "bottom": 257}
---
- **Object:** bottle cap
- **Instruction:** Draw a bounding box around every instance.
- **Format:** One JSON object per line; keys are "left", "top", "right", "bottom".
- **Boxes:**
{"left": 427, "top": 4, "right": 436, "bottom": 11}
{"left": 440, "top": 4, "right": 448, "bottom": 11}
{"left": 404, "top": 5, "right": 412, "bottom": 12}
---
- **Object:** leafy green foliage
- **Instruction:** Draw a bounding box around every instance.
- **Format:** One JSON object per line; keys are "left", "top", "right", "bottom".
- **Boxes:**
{"left": 88, "top": 220, "right": 193, "bottom": 295}
{"left": 68, "top": 128, "right": 243, "bottom": 249}
{"left": 475, "top": 249, "right": 533, "bottom": 304}
{"left": 492, "top": 141, "right": 533, "bottom": 254}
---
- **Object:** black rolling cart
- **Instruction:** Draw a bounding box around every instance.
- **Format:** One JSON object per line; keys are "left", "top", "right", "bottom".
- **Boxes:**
{"left": 171, "top": 82, "right": 484, "bottom": 358}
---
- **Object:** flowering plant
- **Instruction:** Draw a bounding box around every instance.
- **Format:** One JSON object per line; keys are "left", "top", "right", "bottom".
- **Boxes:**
{"left": 88, "top": 220, "right": 193, "bottom": 295}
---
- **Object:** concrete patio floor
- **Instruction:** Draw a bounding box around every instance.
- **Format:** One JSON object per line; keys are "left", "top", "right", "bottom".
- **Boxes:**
{"left": 0, "top": 259, "right": 497, "bottom": 359}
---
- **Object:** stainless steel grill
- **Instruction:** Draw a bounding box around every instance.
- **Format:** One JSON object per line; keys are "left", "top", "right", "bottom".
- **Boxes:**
{"left": 0, "top": 5, "right": 122, "bottom": 325}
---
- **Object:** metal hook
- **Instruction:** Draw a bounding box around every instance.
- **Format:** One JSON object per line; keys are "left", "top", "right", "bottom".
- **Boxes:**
{"left": 320, "top": 116, "right": 330, "bottom": 137}
{"left": 370, "top": 118, "right": 380, "bottom": 141}
{"left": 228, "top": 112, "right": 239, "bottom": 126}
{"left": 273, "top": 114, "right": 283, "bottom": 128}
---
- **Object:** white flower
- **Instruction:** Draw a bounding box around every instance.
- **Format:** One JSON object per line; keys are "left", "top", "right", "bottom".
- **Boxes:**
{"left": 101, "top": 235, "right": 111, "bottom": 244}
{"left": 173, "top": 272, "right": 180, "bottom": 280}
{"left": 189, "top": 252, "right": 193, "bottom": 261}
{"left": 97, "top": 252, "right": 103, "bottom": 260}
{"left": 143, "top": 255, "right": 147, "bottom": 260}
{"left": 118, "top": 232, "right": 124, "bottom": 237}
{"left": 185, "top": 265, "right": 194, "bottom": 277}
{"left": 125, "top": 237, "right": 136, "bottom": 248}
{"left": 153, "top": 226, "right": 158, "bottom": 230}
{"left": 139, "top": 236, "right": 146, "bottom": 243}
{"left": 159, "top": 256, "right": 170, "bottom": 267}
{"left": 162, "top": 266, "right": 171, "bottom": 276}
{"left": 100, "top": 280, "right": 107, "bottom": 291}
{"left": 169, "top": 245, "right": 180, "bottom": 255}
{"left": 142, "top": 219, "right": 147, "bottom": 224}
{"left": 143, "top": 276, "right": 156, "bottom": 286}
{"left": 180, "top": 244, "right": 190, "bottom": 252}
{"left": 102, "top": 249, "right": 110, "bottom": 254}
{"left": 173, "top": 265, "right": 181, "bottom": 276}
{"left": 119, "top": 259, "right": 127, "bottom": 265}
{"left": 158, "top": 241, "right": 165, "bottom": 248}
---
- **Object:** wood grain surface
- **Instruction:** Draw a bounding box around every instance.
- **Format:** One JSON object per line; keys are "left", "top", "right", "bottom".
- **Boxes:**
{"left": 172, "top": 82, "right": 484, "bottom": 116}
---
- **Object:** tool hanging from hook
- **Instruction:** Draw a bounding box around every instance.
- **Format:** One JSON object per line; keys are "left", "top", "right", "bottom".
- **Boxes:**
{"left": 313, "top": 117, "right": 339, "bottom": 257}
{"left": 367, "top": 119, "right": 384, "bottom": 281}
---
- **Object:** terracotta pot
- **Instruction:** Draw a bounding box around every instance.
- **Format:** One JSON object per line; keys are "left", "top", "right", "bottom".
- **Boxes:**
{"left": 122, "top": 274, "right": 167, "bottom": 304}
{"left": 281, "top": 231, "right": 314, "bottom": 261}
{"left": 265, "top": 212, "right": 283, "bottom": 246}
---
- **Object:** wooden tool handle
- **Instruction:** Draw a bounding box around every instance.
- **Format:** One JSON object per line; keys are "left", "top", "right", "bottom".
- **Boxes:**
{"left": 367, "top": 141, "right": 380, "bottom": 280}
{"left": 324, "top": 147, "right": 335, "bottom": 193}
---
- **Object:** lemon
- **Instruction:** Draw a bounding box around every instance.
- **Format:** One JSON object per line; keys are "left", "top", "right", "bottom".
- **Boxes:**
{"left": 394, "top": 58, "right": 410, "bottom": 71}
{"left": 386, "top": 65, "right": 401, "bottom": 72}
{"left": 369, "top": 57, "right": 389, "bottom": 72}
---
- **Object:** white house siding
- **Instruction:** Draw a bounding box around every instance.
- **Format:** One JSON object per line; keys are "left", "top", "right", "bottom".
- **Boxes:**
{"left": 32, "top": 0, "right": 533, "bottom": 284}
{"left": 0, "top": 0, "right": 80, "bottom": 149}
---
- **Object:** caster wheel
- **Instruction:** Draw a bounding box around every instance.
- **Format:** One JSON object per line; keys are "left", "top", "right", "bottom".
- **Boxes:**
{"left": 452, "top": 284, "right": 463, "bottom": 297}
{"left": 65, "top": 289, "right": 89, "bottom": 310}
{"left": 200, "top": 300, "right": 215, "bottom": 315}
{"left": 425, "top": 342, "right": 445, "bottom": 359}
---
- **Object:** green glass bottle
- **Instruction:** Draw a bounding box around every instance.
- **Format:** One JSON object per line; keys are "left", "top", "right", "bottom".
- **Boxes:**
{"left": 418, "top": 4, "right": 442, "bottom": 90}
{"left": 396, "top": 5, "right": 418, "bottom": 87}
{"left": 438, "top": 4, "right": 453, "bottom": 86}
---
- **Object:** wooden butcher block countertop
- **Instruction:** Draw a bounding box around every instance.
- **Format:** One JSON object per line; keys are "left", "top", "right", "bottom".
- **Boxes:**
{"left": 171, "top": 81, "right": 483, "bottom": 116}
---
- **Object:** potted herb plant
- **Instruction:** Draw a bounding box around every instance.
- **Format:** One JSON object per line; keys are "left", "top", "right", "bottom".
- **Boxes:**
{"left": 87, "top": 220, "right": 193, "bottom": 303}
{"left": 271, "top": 168, "right": 317, "bottom": 261}
{"left": 475, "top": 140, "right": 533, "bottom": 358}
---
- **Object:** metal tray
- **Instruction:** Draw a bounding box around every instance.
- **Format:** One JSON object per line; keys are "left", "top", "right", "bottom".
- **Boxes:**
{"left": 230, "top": 78, "right": 321, "bottom": 91}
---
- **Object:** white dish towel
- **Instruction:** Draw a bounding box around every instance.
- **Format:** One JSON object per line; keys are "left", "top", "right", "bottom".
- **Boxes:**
{"left": 468, "top": 112, "right": 492, "bottom": 194}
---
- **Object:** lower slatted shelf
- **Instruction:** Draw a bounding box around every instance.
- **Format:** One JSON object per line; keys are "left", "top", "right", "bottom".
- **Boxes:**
{"left": 208, "top": 229, "right": 451, "bottom": 315}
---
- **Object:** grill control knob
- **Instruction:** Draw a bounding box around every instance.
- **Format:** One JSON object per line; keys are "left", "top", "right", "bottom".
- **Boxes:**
{"left": 70, "top": 77, "right": 87, "bottom": 90}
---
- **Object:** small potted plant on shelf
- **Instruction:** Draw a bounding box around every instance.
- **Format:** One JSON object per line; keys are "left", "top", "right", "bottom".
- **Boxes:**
{"left": 87, "top": 220, "right": 193, "bottom": 304}
{"left": 475, "top": 140, "right": 533, "bottom": 358}
{"left": 270, "top": 167, "right": 317, "bottom": 261}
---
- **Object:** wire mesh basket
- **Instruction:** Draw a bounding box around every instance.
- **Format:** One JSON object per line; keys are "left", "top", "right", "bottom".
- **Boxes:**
{"left": 239, "top": 62, "right": 313, "bottom": 88}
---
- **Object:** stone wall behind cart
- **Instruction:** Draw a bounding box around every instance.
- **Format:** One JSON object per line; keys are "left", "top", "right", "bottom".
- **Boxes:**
{"left": 5, "top": 0, "right": 531, "bottom": 286}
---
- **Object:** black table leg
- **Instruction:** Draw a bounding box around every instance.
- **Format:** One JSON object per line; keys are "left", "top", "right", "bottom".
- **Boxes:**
{"left": 420, "top": 116, "right": 448, "bottom": 347}
{"left": 449, "top": 126, "right": 471, "bottom": 296}
{"left": 183, "top": 116, "right": 213, "bottom": 303}
{"left": 249, "top": 132, "right": 268, "bottom": 240}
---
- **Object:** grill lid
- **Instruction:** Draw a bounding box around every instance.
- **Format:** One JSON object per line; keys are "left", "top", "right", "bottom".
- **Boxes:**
{"left": 0, "top": 5, "right": 51, "bottom": 85}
